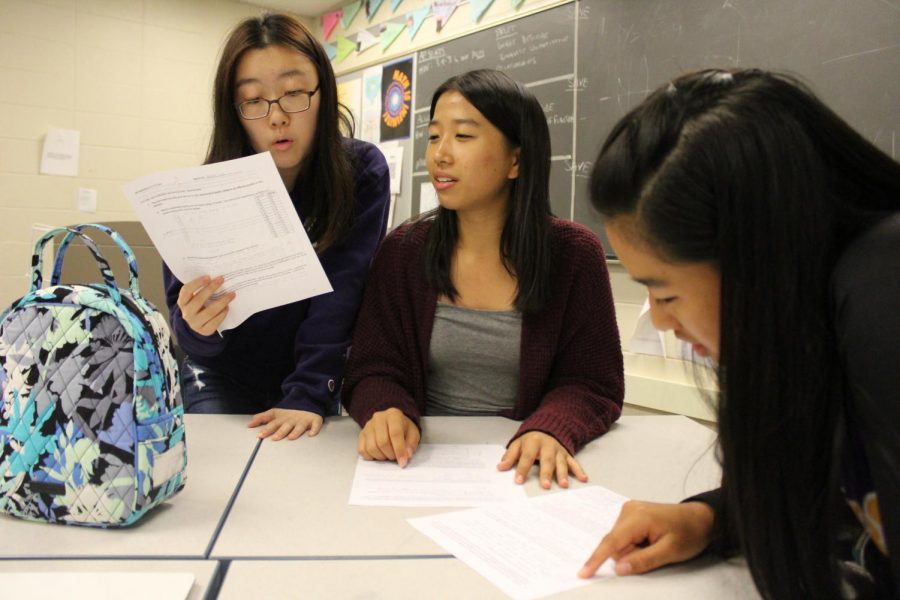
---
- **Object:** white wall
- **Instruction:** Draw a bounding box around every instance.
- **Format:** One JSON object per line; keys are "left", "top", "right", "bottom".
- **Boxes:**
{"left": 0, "top": 0, "right": 276, "bottom": 307}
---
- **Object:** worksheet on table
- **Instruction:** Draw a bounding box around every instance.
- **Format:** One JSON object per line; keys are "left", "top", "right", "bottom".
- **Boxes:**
{"left": 409, "top": 485, "right": 626, "bottom": 600}
{"left": 349, "top": 444, "right": 527, "bottom": 507}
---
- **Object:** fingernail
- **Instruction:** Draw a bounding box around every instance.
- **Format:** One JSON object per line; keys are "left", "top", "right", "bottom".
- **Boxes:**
{"left": 515, "top": 475, "right": 524, "bottom": 484}
{"left": 578, "top": 566, "right": 591, "bottom": 578}
{"left": 398, "top": 456, "right": 407, "bottom": 468}
{"left": 561, "top": 478, "right": 569, "bottom": 487}
{"left": 542, "top": 479, "right": 550, "bottom": 489}
{"left": 616, "top": 562, "right": 632, "bottom": 576}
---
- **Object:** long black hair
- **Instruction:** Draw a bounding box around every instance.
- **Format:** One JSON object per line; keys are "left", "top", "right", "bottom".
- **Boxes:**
{"left": 208, "top": 13, "right": 355, "bottom": 251}
{"left": 590, "top": 68, "right": 900, "bottom": 598}
{"left": 421, "top": 69, "right": 553, "bottom": 313}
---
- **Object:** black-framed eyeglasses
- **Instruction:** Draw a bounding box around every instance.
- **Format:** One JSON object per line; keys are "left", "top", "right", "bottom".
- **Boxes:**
{"left": 236, "top": 86, "right": 320, "bottom": 120}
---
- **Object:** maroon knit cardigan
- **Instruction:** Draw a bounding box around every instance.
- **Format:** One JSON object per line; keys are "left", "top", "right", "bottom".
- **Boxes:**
{"left": 343, "top": 217, "right": 624, "bottom": 454}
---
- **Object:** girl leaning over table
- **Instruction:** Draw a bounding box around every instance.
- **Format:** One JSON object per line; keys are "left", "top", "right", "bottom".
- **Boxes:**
{"left": 343, "top": 69, "right": 625, "bottom": 489}
{"left": 579, "top": 68, "right": 900, "bottom": 599}
{"left": 163, "top": 13, "right": 390, "bottom": 441}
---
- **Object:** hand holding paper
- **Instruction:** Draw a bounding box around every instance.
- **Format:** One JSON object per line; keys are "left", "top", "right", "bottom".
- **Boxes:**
{"left": 123, "top": 152, "right": 332, "bottom": 332}
{"left": 175, "top": 275, "right": 234, "bottom": 336}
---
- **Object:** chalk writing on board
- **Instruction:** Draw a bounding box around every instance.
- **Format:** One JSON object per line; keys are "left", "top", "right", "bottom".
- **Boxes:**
{"left": 419, "top": 49, "right": 487, "bottom": 74}
{"left": 548, "top": 114, "right": 575, "bottom": 125}
{"left": 413, "top": 110, "right": 429, "bottom": 172}
{"left": 522, "top": 33, "right": 548, "bottom": 44}
{"left": 413, "top": 112, "right": 429, "bottom": 141}
{"left": 567, "top": 77, "right": 588, "bottom": 92}
{"left": 419, "top": 48, "right": 446, "bottom": 61}
{"left": 541, "top": 101, "right": 575, "bottom": 127}
{"left": 495, "top": 25, "right": 517, "bottom": 39}
{"left": 497, "top": 31, "right": 571, "bottom": 63}
{"left": 527, "top": 34, "right": 571, "bottom": 53}
{"left": 565, "top": 159, "right": 593, "bottom": 179}
{"left": 417, "top": 48, "right": 446, "bottom": 75}
{"left": 498, "top": 56, "right": 538, "bottom": 71}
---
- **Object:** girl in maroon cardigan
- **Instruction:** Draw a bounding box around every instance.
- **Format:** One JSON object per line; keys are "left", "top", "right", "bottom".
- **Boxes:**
{"left": 343, "top": 70, "right": 624, "bottom": 489}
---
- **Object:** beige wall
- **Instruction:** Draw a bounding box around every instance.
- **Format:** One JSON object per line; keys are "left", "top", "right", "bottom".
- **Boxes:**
{"left": 0, "top": 0, "right": 275, "bottom": 307}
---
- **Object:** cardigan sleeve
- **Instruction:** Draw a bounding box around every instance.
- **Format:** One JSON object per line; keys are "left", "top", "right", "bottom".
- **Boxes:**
{"left": 513, "top": 225, "right": 625, "bottom": 455}
{"left": 277, "top": 143, "right": 391, "bottom": 415}
{"left": 342, "top": 226, "right": 424, "bottom": 430}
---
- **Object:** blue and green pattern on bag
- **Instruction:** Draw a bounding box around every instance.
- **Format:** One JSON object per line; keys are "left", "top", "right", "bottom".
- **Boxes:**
{"left": 0, "top": 224, "right": 186, "bottom": 527}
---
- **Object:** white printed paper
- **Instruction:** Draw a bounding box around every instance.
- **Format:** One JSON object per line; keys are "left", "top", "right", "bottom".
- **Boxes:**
{"left": 409, "top": 486, "right": 627, "bottom": 600}
{"left": 629, "top": 297, "right": 666, "bottom": 357}
{"left": 349, "top": 444, "right": 527, "bottom": 507}
{"left": 377, "top": 141, "right": 404, "bottom": 194}
{"left": 123, "top": 152, "right": 332, "bottom": 332}
{"left": 40, "top": 128, "right": 80, "bottom": 176}
{"left": 419, "top": 181, "right": 439, "bottom": 214}
{"left": 0, "top": 571, "right": 194, "bottom": 600}
{"left": 77, "top": 188, "right": 97, "bottom": 213}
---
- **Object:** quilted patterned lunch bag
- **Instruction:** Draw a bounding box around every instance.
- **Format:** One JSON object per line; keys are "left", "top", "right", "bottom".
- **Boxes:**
{"left": 0, "top": 224, "right": 186, "bottom": 527}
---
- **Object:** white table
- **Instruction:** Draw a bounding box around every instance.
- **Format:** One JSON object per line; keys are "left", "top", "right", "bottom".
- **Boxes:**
{"left": 0, "top": 415, "right": 259, "bottom": 558}
{"left": 0, "top": 560, "right": 218, "bottom": 600}
{"left": 211, "top": 415, "right": 721, "bottom": 558}
{"left": 218, "top": 556, "right": 759, "bottom": 600}
{"left": 0, "top": 414, "right": 745, "bottom": 599}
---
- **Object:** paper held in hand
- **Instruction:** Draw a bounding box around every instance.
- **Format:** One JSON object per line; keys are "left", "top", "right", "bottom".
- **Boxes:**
{"left": 123, "top": 152, "right": 332, "bottom": 332}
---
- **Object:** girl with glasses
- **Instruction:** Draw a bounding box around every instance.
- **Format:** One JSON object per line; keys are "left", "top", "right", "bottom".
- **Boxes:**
{"left": 343, "top": 70, "right": 624, "bottom": 489}
{"left": 163, "top": 13, "right": 390, "bottom": 440}
{"left": 579, "top": 69, "right": 900, "bottom": 598}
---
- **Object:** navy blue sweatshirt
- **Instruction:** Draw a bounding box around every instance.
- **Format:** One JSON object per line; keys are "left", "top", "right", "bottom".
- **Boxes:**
{"left": 163, "top": 138, "right": 390, "bottom": 416}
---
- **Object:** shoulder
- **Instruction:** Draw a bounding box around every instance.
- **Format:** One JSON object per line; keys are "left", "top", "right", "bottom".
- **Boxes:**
{"left": 833, "top": 213, "right": 900, "bottom": 300}
{"left": 548, "top": 217, "right": 607, "bottom": 264}
{"left": 375, "top": 219, "right": 432, "bottom": 263}
{"left": 344, "top": 138, "right": 389, "bottom": 180}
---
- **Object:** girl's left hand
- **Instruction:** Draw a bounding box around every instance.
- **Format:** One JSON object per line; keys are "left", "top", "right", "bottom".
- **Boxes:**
{"left": 247, "top": 408, "right": 324, "bottom": 441}
{"left": 497, "top": 431, "right": 588, "bottom": 489}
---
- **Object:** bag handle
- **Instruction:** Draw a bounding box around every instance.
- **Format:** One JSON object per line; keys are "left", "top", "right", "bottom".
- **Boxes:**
{"left": 50, "top": 224, "right": 142, "bottom": 299}
{"left": 31, "top": 227, "right": 123, "bottom": 305}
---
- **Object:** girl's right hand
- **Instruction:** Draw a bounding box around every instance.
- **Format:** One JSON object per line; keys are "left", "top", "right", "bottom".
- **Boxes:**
{"left": 358, "top": 407, "right": 421, "bottom": 467}
{"left": 176, "top": 275, "right": 235, "bottom": 336}
{"left": 578, "top": 500, "right": 715, "bottom": 578}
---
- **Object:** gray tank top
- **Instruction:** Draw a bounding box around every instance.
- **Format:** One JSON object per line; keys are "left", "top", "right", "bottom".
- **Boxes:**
{"left": 425, "top": 302, "right": 522, "bottom": 416}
